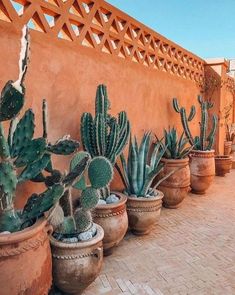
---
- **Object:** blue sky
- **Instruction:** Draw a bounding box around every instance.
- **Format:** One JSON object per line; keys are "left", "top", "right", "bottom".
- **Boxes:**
{"left": 107, "top": 0, "right": 235, "bottom": 59}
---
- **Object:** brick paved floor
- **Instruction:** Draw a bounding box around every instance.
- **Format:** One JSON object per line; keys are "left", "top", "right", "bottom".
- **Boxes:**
{"left": 84, "top": 171, "right": 235, "bottom": 295}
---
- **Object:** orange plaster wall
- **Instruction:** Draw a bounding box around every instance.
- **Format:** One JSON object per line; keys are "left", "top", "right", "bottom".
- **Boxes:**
{"left": 0, "top": 24, "right": 203, "bottom": 207}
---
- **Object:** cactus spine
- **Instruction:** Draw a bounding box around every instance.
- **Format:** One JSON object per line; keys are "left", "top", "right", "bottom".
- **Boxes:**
{"left": 172, "top": 96, "right": 217, "bottom": 151}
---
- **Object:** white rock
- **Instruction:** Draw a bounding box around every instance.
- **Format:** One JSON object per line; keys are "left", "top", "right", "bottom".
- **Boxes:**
{"left": 78, "top": 231, "right": 93, "bottom": 241}
{"left": 0, "top": 231, "right": 11, "bottom": 235}
{"left": 90, "top": 224, "right": 97, "bottom": 236}
{"left": 61, "top": 237, "right": 78, "bottom": 243}
{"left": 106, "top": 194, "right": 119, "bottom": 204}
{"left": 130, "top": 194, "right": 137, "bottom": 198}
{"left": 98, "top": 199, "right": 106, "bottom": 205}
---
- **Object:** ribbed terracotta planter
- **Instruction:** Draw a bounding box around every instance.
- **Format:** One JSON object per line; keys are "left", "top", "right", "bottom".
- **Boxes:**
{"left": 215, "top": 155, "right": 232, "bottom": 176}
{"left": 158, "top": 157, "right": 190, "bottom": 208}
{"left": 0, "top": 219, "right": 52, "bottom": 295}
{"left": 50, "top": 224, "right": 104, "bottom": 295}
{"left": 224, "top": 141, "right": 232, "bottom": 155}
{"left": 189, "top": 150, "right": 215, "bottom": 194}
{"left": 93, "top": 193, "right": 128, "bottom": 256}
{"left": 126, "top": 190, "right": 163, "bottom": 235}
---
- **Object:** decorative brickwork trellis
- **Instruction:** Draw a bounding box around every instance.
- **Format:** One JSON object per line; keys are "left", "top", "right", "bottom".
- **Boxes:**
{"left": 0, "top": 0, "right": 204, "bottom": 83}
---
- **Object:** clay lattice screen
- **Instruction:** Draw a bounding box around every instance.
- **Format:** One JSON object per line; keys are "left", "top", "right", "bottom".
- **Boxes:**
{"left": 0, "top": 0, "right": 204, "bottom": 82}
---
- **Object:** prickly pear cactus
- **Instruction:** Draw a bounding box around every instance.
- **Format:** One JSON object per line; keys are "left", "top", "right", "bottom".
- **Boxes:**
{"left": 172, "top": 96, "right": 217, "bottom": 151}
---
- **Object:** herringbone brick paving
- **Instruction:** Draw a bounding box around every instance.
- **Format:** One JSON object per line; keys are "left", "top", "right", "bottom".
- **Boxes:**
{"left": 84, "top": 171, "right": 235, "bottom": 295}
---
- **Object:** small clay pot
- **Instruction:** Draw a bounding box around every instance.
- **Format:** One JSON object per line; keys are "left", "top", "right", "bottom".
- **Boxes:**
{"left": 189, "top": 150, "right": 215, "bottom": 194}
{"left": 158, "top": 157, "right": 190, "bottom": 208}
{"left": 0, "top": 219, "right": 53, "bottom": 295}
{"left": 50, "top": 224, "right": 104, "bottom": 295}
{"left": 126, "top": 190, "right": 163, "bottom": 235}
{"left": 215, "top": 155, "right": 232, "bottom": 176}
{"left": 224, "top": 141, "right": 232, "bottom": 155}
{"left": 93, "top": 193, "right": 128, "bottom": 256}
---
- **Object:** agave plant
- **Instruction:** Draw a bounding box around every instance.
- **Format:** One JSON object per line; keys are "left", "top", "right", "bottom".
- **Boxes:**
{"left": 116, "top": 132, "right": 176, "bottom": 197}
{"left": 225, "top": 124, "right": 235, "bottom": 142}
{"left": 157, "top": 127, "right": 194, "bottom": 159}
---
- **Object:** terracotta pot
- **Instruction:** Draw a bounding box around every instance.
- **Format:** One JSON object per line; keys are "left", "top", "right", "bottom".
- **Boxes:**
{"left": 215, "top": 155, "right": 232, "bottom": 176}
{"left": 93, "top": 193, "right": 128, "bottom": 256}
{"left": 158, "top": 158, "right": 190, "bottom": 209}
{"left": 189, "top": 150, "right": 215, "bottom": 194}
{"left": 224, "top": 141, "right": 232, "bottom": 155}
{"left": 50, "top": 224, "right": 104, "bottom": 295}
{"left": 231, "top": 143, "right": 235, "bottom": 153}
{"left": 0, "top": 219, "right": 52, "bottom": 295}
{"left": 126, "top": 190, "right": 163, "bottom": 235}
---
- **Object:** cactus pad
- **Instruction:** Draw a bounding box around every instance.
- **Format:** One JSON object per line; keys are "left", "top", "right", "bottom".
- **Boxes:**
{"left": 88, "top": 156, "right": 113, "bottom": 189}
{"left": 57, "top": 216, "right": 76, "bottom": 235}
{"left": 74, "top": 208, "right": 92, "bottom": 233}
{"left": 80, "top": 187, "right": 100, "bottom": 210}
{"left": 47, "top": 138, "right": 79, "bottom": 155}
{"left": 0, "top": 162, "right": 17, "bottom": 196}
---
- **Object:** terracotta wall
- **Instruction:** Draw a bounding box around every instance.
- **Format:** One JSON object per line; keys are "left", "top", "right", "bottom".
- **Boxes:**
{"left": 0, "top": 0, "right": 234, "bottom": 205}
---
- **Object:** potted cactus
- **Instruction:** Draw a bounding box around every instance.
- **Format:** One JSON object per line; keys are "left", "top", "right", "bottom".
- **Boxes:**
{"left": 224, "top": 124, "right": 235, "bottom": 155}
{"left": 156, "top": 127, "right": 194, "bottom": 208}
{"left": 0, "top": 28, "right": 81, "bottom": 295}
{"left": 50, "top": 152, "right": 113, "bottom": 294}
{"left": 116, "top": 132, "right": 175, "bottom": 235}
{"left": 173, "top": 96, "right": 218, "bottom": 194}
{"left": 80, "top": 85, "right": 130, "bottom": 255}
{"left": 215, "top": 155, "right": 232, "bottom": 176}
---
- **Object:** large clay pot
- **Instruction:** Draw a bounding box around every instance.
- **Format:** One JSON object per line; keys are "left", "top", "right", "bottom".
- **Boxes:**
{"left": 93, "top": 193, "right": 128, "bottom": 256}
{"left": 50, "top": 224, "right": 104, "bottom": 295}
{"left": 0, "top": 219, "right": 53, "bottom": 295}
{"left": 215, "top": 155, "right": 232, "bottom": 176}
{"left": 126, "top": 190, "right": 163, "bottom": 235}
{"left": 189, "top": 150, "right": 215, "bottom": 194}
{"left": 224, "top": 141, "right": 232, "bottom": 155}
{"left": 158, "top": 158, "right": 190, "bottom": 209}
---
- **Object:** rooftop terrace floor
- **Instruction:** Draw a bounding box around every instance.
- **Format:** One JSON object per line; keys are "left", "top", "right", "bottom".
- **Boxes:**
{"left": 84, "top": 171, "right": 235, "bottom": 295}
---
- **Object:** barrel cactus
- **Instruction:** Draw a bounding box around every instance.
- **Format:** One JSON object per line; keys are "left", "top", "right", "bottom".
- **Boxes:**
{"left": 0, "top": 28, "right": 80, "bottom": 232}
{"left": 80, "top": 84, "right": 130, "bottom": 199}
{"left": 116, "top": 132, "right": 176, "bottom": 197}
{"left": 50, "top": 152, "right": 113, "bottom": 237}
{"left": 172, "top": 96, "right": 217, "bottom": 151}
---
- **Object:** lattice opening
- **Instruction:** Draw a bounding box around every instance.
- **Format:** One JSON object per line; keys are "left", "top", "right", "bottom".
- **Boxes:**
{"left": 58, "top": 24, "right": 73, "bottom": 41}
{"left": 118, "top": 46, "right": 126, "bottom": 58}
{"left": 155, "top": 39, "right": 161, "bottom": 49}
{"left": 109, "top": 19, "right": 118, "bottom": 34}
{"left": 131, "top": 26, "right": 140, "bottom": 38}
{"left": 27, "top": 12, "right": 46, "bottom": 32}
{"left": 144, "top": 33, "right": 150, "bottom": 44}
{"left": 117, "top": 17, "right": 126, "bottom": 31}
{"left": 102, "top": 40, "right": 112, "bottom": 54}
{"left": 161, "top": 43, "right": 169, "bottom": 54}
{"left": 149, "top": 54, "right": 155, "bottom": 64}
{"left": 82, "top": 31, "right": 95, "bottom": 48}
{"left": 110, "top": 38, "right": 119, "bottom": 50}
{"left": 137, "top": 34, "right": 145, "bottom": 46}
{"left": 92, "top": 11, "right": 102, "bottom": 27}
{"left": 70, "top": 20, "right": 84, "bottom": 36}
{"left": 149, "top": 39, "right": 155, "bottom": 51}
{"left": 143, "top": 56, "right": 149, "bottom": 66}
{"left": 82, "top": 1, "right": 94, "bottom": 14}
{"left": 100, "top": 8, "right": 111, "bottom": 23}
{"left": 0, "top": 1, "right": 11, "bottom": 22}
{"left": 132, "top": 51, "right": 138, "bottom": 63}
{"left": 91, "top": 28, "right": 104, "bottom": 45}
{"left": 124, "top": 27, "right": 133, "bottom": 41}
{"left": 124, "top": 43, "right": 133, "bottom": 56}
{"left": 70, "top": 2, "right": 83, "bottom": 17}
{"left": 42, "top": 8, "right": 58, "bottom": 28}
{"left": 10, "top": 0, "right": 27, "bottom": 16}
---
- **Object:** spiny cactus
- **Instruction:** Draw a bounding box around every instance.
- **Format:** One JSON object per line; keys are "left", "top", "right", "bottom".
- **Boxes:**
{"left": 51, "top": 152, "right": 113, "bottom": 236}
{"left": 172, "top": 96, "right": 217, "bottom": 151}
{"left": 0, "top": 27, "right": 80, "bottom": 233}
{"left": 157, "top": 127, "right": 194, "bottom": 159}
{"left": 116, "top": 132, "right": 176, "bottom": 197}
{"left": 80, "top": 85, "right": 129, "bottom": 199}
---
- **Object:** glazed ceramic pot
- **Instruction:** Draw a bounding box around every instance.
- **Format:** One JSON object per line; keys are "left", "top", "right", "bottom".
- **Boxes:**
{"left": 50, "top": 224, "right": 104, "bottom": 295}
{"left": 224, "top": 141, "right": 232, "bottom": 155}
{"left": 126, "top": 190, "right": 163, "bottom": 235}
{"left": 0, "top": 219, "right": 53, "bottom": 295}
{"left": 93, "top": 193, "right": 128, "bottom": 256}
{"left": 215, "top": 155, "right": 232, "bottom": 176}
{"left": 189, "top": 150, "right": 215, "bottom": 194}
{"left": 158, "top": 157, "right": 190, "bottom": 208}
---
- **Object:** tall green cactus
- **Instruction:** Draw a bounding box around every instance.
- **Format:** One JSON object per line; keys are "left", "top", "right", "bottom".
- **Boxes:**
{"left": 116, "top": 133, "right": 176, "bottom": 197}
{"left": 0, "top": 28, "right": 80, "bottom": 233}
{"left": 51, "top": 152, "right": 114, "bottom": 235}
{"left": 172, "top": 96, "right": 217, "bottom": 151}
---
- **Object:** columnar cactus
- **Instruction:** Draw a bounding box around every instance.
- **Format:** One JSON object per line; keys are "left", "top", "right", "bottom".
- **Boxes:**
{"left": 80, "top": 85, "right": 130, "bottom": 199}
{"left": 172, "top": 96, "right": 217, "bottom": 151}
{"left": 51, "top": 152, "right": 114, "bottom": 235}
{"left": 0, "top": 28, "right": 80, "bottom": 232}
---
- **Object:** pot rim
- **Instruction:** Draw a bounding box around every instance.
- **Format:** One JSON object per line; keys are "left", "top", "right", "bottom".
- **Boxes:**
{"left": 191, "top": 149, "right": 215, "bottom": 154}
{"left": 127, "top": 189, "right": 164, "bottom": 201}
{"left": 161, "top": 157, "right": 189, "bottom": 164}
{"left": 96, "top": 192, "right": 127, "bottom": 209}
{"left": 0, "top": 218, "right": 47, "bottom": 244}
{"left": 215, "top": 155, "right": 232, "bottom": 160}
{"left": 49, "top": 223, "right": 104, "bottom": 249}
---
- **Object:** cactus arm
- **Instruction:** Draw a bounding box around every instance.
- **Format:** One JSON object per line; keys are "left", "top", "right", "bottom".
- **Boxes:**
{"left": 207, "top": 114, "right": 217, "bottom": 150}
{"left": 127, "top": 137, "right": 138, "bottom": 194}
{"left": 42, "top": 99, "right": 48, "bottom": 139}
{"left": 115, "top": 154, "right": 130, "bottom": 191}
{"left": 200, "top": 102, "right": 208, "bottom": 151}
{"left": 188, "top": 105, "right": 196, "bottom": 121}
{"left": 115, "top": 120, "right": 130, "bottom": 158}
{"left": 95, "top": 85, "right": 109, "bottom": 117}
{"left": 94, "top": 114, "right": 105, "bottom": 155}
{"left": 105, "top": 120, "right": 119, "bottom": 163}
{"left": 180, "top": 108, "right": 195, "bottom": 146}
{"left": 0, "top": 123, "right": 10, "bottom": 159}
{"left": 172, "top": 98, "right": 180, "bottom": 113}
{"left": 81, "top": 113, "right": 95, "bottom": 156}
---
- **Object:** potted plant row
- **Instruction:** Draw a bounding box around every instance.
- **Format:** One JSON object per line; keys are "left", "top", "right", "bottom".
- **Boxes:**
{"left": 173, "top": 96, "right": 218, "bottom": 194}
